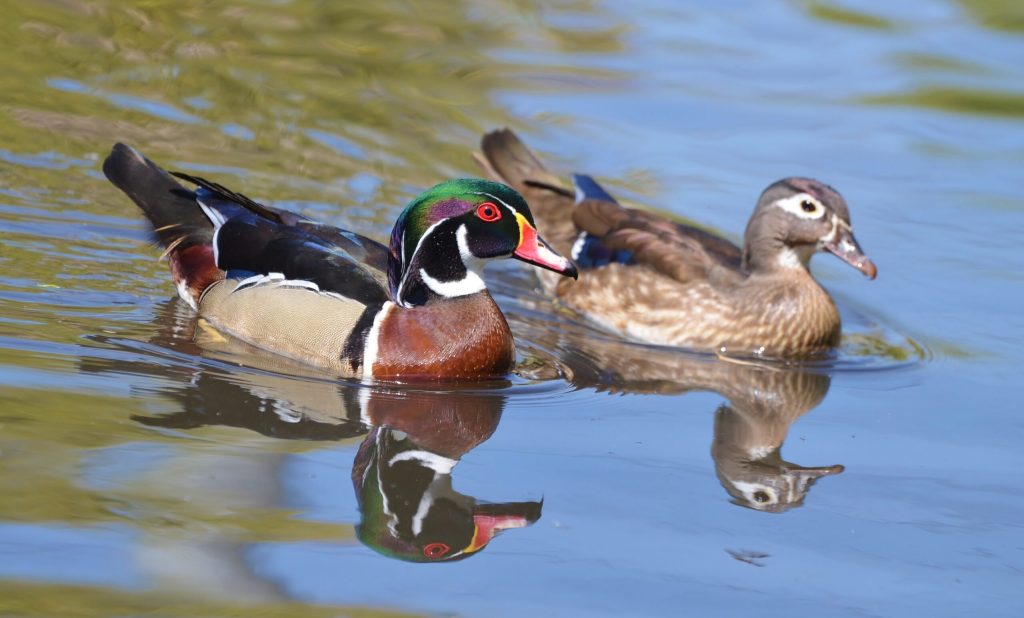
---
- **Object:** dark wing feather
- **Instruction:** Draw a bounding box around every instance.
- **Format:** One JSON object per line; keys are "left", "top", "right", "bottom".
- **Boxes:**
{"left": 170, "top": 171, "right": 295, "bottom": 225}
{"left": 103, "top": 144, "right": 222, "bottom": 303}
{"left": 258, "top": 235, "right": 389, "bottom": 305}
{"left": 173, "top": 172, "right": 390, "bottom": 304}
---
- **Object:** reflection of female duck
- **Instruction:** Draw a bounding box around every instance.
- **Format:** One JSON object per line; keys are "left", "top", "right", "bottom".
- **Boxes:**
{"left": 548, "top": 332, "right": 844, "bottom": 512}
{"left": 89, "top": 298, "right": 541, "bottom": 561}
{"left": 708, "top": 368, "right": 843, "bottom": 512}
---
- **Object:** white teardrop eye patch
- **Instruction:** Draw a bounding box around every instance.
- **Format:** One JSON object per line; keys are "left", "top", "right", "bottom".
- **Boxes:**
{"left": 775, "top": 193, "right": 826, "bottom": 219}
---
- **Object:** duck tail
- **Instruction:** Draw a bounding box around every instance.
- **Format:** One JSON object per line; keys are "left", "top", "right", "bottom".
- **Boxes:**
{"left": 103, "top": 143, "right": 222, "bottom": 308}
{"left": 475, "top": 129, "right": 566, "bottom": 191}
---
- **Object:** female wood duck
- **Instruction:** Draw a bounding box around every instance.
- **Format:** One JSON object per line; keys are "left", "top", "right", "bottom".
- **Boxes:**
{"left": 475, "top": 129, "right": 877, "bottom": 359}
{"left": 103, "top": 143, "right": 577, "bottom": 381}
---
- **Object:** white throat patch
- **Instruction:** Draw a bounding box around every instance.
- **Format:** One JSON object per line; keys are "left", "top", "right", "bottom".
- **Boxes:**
{"left": 418, "top": 224, "right": 486, "bottom": 298}
{"left": 777, "top": 244, "right": 815, "bottom": 270}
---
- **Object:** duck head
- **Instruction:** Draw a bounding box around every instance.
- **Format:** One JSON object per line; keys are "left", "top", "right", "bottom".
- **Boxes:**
{"left": 388, "top": 179, "right": 577, "bottom": 307}
{"left": 743, "top": 178, "right": 876, "bottom": 279}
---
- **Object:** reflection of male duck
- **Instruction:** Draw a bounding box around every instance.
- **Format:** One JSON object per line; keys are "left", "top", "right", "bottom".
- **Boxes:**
{"left": 352, "top": 395, "right": 541, "bottom": 562}
{"left": 552, "top": 334, "right": 843, "bottom": 512}
{"left": 86, "top": 299, "right": 542, "bottom": 561}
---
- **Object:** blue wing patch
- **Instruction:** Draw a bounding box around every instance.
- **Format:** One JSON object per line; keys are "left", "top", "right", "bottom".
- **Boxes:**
{"left": 571, "top": 231, "right": 634, "bottom": 269}
{"left": 570, "top": 174, "right": 633, "bottom": 269}
{"left": 571, "top": 173, "right": 620, "bottom": 205}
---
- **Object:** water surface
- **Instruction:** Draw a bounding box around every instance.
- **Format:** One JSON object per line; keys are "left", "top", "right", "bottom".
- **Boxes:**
{"left": 1, "top": 1, "right": 1023, "bottom": 616}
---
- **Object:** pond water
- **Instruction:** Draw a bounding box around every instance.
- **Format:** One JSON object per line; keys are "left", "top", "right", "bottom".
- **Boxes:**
{"left": 1, "top": 0, "right": 1023, "bottom": 616}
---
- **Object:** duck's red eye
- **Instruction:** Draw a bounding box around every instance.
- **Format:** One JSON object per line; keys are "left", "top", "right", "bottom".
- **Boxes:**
{"left": 476, "top": 202, "right": 501, "bottom": 222}
{"left": 423, "top": 542, "right": 451, "bottom": 558}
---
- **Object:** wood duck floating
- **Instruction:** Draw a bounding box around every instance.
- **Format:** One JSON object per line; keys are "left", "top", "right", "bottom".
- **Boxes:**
{"left": 475, "top": 129, "right": 877, "bottom": 359}
{"left": 107, "top": 299, "right": 541, "bottom": 562}
{"left": 103, "top": 143, "right": 576, "bottom": 382}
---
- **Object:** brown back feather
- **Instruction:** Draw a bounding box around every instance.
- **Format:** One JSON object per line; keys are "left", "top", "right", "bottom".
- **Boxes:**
{"left": 574, "top": 198, "right": 742, "bottom": 283}
{"left": 476, "top": 129, "right": 744, "bottom": 283}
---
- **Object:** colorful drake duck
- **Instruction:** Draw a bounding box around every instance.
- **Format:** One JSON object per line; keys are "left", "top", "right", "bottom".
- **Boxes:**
{"left": 103, "top": 144, "right": 576, "bottom": 381}
{"left": 475, "top": 129, "right": 876, "bottom": 359}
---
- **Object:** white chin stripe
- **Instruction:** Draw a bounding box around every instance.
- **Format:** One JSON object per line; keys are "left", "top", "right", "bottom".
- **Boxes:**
{"left": 775, "top": 193, "right": 826, "bottom": 220}
{"left": 415, "top": 224, "right": 488, "bottom": 299}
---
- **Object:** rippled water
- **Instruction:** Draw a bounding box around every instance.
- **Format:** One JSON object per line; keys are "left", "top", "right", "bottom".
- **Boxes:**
{"left": 1, "top": 0, "right": 1023, "bottom": 616}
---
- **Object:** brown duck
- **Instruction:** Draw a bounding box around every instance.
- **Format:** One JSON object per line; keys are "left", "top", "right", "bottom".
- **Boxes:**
{"left": 475, "top": 129, "right": 877, "bottom": 359}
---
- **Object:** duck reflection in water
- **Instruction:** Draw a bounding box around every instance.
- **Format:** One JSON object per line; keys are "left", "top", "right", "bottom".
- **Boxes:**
{"left": 353, "top": 396, "right": 541, "bottom": 562}
{"left": 708, "top": 366, "right": 843, "bottom": 512}
{"left": 548, "top": 332, "right": 844, "bottom": 512}
{"left": 87, "top": 299, "right": 542, "bottom": 562}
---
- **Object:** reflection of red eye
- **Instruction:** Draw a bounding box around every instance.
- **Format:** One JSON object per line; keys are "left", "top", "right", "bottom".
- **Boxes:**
{"left": 476, "top": 202, "right": 501, "bottom": 222}
{"left": 423, "top": 542, "right": 451, "bottom": 558}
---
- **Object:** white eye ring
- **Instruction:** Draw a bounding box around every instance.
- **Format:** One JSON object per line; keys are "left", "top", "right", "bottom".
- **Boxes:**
{"left": 775, "top": 193, "right": 826, "bottom": 220}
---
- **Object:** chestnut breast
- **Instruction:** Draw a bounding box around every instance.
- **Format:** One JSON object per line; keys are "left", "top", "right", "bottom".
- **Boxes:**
{"left": 371, "top": 292, "right": 515, "bottom": 381}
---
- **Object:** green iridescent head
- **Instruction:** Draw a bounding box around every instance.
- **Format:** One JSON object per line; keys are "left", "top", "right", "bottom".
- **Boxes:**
{"left": 386, "top": 178, "right": 576, "bottom": 306}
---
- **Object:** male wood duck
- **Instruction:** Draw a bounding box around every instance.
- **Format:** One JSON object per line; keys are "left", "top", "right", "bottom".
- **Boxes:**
{"left": 103, "top": 143, "right": 577, "bottom": 381}
{"left": 475, "top": 129, "right": 877, "bottom": 359}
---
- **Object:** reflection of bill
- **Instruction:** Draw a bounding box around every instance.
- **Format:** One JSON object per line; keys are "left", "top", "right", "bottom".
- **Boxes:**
{"left": 543, "top": 330, "right": 845, "bottom": 513}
